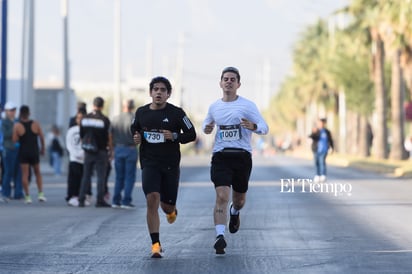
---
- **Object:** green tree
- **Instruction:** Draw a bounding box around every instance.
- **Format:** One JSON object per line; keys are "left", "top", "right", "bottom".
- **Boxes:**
{"left": 345, "top": 0, "right": 389, "bottom": 159}
{"left": 378, "top": 0, "right": 411, "bottom": 159}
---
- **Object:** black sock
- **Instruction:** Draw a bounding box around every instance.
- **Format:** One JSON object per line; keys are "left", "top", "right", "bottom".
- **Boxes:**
{"left": 150, "top": 233, "right": 160, "bottom": 244}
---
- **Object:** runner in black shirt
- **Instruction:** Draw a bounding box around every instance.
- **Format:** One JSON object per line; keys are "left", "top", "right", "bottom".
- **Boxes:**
{"left": 131, "top": 76, "right": 196, "bottom": 258}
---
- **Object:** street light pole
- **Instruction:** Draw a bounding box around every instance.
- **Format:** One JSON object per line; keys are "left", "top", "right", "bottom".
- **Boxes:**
{"left": 62, "top": 0, "right": 70, "bottom": 128}
{"left": 113, "top": 0, "right": 121, "bottom": 116}
{"left": 1, "top": 0, "right": 8, "bottom": 107}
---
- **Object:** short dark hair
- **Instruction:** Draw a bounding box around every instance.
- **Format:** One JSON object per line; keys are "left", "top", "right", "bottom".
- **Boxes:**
{"left": 19, "top": 105, "right": 30, "bottom": 118}
{"left": 149, "top": 76, "right": 172, "bottom": 93}
{"left": 77, "top": 102, "right": 87, "bottom": 112}
{"left": 126, "top": 99, "right": 135, "bottom": 110}
{"left": 221, "top": 66, "right": 240, "bottom": 81}
{"left": 93, "top": 97, "right": 104, "bottom": 108}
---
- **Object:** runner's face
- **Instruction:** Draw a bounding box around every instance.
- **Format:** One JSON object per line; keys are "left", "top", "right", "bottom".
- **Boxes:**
{"left": 220, "top": 72, "right": 240, "bottom": 95}
{"left": 150, "top": 82, "right": 170, "bottom": 107}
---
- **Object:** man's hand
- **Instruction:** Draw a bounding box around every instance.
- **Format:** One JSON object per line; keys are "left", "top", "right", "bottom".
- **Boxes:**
{"left": 133, "top": 131, "right": 141, "bottom": 145}
{"left": 204, "top": 122, "right": 215, "bottom": 134}
{"left": 240, "top": 118, "right": 256, "bottom": 131}
{"left": 161, "top": 129, "right": 174, "bottom": 141}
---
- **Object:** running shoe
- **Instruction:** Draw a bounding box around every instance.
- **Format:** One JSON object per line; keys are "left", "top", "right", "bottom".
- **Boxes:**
{"left": 25, "top": 195, "right": 32, "bottom": 204}
{"left": 111, "top": 204, "right": 121, "bottom": 209}
{"left": 166, "top": 209, "right": 178, "bottom": 224}
{"left": 229, "top": 203, "right": 240, "bottom": 233}
{"left": 151, "top": 242, "right": 163, "bottom": 258}
{"left": 38, "top": 192, "right": 47, "bottom": 202}
{"left": 214, "top": 235, "right": 227, "bottom": 255}
{"left": 68, "top": 197, "right": 79, "bottom": 207}
{"left": 121, "top": 204, "right": 135, "bottom": 210}
{"left": 104, "top": 192, "right": 110, "bottom": 203}
{"left": 95, "top": 201, "right": 111, "bottom": 208}
{"left": 86, "top": 194, "right": 93, "bottom": 204}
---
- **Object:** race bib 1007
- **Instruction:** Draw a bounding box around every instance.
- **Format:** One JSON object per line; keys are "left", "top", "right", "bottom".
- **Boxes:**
{"left": 219, "top": 125, "right": 241, "bottom": 141}
{"left": 144, "top": 131, "right": 165, "bottom": 143}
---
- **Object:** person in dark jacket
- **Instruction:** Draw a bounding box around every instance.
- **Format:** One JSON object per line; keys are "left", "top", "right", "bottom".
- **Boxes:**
{"left": 309, "top": 118, "right": 334, "bottom": 183}
{"left": 78, "top": 97, "right": 112, "bottom": 208}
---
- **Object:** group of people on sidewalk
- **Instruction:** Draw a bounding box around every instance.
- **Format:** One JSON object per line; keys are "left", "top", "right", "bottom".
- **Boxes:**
{"left": 0, "top": 103, "right": 46, "bottom": 204}
{"left": 65, "top": 98, "right": 137, "bottom": 208}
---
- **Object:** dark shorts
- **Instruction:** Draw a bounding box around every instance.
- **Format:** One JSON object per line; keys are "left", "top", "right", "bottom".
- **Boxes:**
{"left": 19, "top": 153, "right": 40, "bottom": 165}
{"left": 210, "top": 148, "right": 252, "bottom": 193}
{"left": 141, "top": 166, "right": 180, "bottom": 205}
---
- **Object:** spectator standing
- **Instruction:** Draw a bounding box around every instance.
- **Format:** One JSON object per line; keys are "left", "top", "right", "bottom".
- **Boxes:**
{"left": 308, "top": 118, "right": 334, "bottom": 183}
{"left": 78, "top": 97, "right": 112, "bottom": 208}
{"left": 111, "top": 99, "right": 138, "bottom": 209}
{"left": 1, "top": 102, "right": 23, "bottom": 200}
{"left": 69, "top": 102, "right": 87, "bottom": 128}
{"left": 50, "top": 125, "right": 64, "bottom": 176}
{"left": 65, "top": 111, "right": 86, "bottom": 206}
{"left": 12, "top": 105, "right": 46, "bottom": 204}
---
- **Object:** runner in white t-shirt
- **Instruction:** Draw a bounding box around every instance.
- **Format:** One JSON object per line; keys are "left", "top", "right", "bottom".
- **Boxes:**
{"left": 202, "top": 66, "right": 269, "bottom": 255}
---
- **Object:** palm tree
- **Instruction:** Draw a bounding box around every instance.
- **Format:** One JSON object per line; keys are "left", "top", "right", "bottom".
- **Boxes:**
{"left": 345, "top": 0, "right": 389, "bottom": 159}
{"left": 379, "top": 0, "right": 412, "bottom": 159}
{"left": 292, "top": 20, "right": 339, "bottom": 144}
{"left": 330, "top": 37, "right": 374, "bottom": 156}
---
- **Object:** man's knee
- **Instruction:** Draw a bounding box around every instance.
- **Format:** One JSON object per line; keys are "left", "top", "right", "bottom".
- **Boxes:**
{"left": 232, "top": 193, "right": 246, "bottom": 209}
{"left": 215, "top": 187, "right": 230, "bottom": 204}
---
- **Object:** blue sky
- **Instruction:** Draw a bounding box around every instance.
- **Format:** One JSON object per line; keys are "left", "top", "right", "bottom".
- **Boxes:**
{"left": 7, "top": 0, "right": 346, "bottom": 112}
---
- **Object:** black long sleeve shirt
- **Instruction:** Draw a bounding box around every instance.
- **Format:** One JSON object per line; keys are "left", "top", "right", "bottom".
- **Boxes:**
{"left": 130, "top": 103, "right": 196, "bottom": 168}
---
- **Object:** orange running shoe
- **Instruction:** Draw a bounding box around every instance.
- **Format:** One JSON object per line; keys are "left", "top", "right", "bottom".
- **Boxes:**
{"left": 166, "top": 209, "right": 178, "bottom": 224}
{"left": 151, "top": 242, "right": 163, "bottom": 258}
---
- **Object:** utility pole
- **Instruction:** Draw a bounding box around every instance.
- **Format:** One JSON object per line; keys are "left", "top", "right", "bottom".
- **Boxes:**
{"left": 62, "top": 0, "right": 70, "bottom": 128}
{"left": 21, "top": 0, "right": 35, "bottom": 111}
{"left": 28, "top": 0, "right": 35, "bottom": 111}
{"left": 113, "top": 0, "right": 121, "bottom": 116}
{"left": 174, "top": 32, "right": 184, "bottom": 107}
{"left": 1, "top": 0, "right": 8, "bottom": 107}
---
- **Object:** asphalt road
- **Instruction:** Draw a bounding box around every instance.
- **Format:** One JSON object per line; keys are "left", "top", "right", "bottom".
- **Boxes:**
{"left": 1, "top": 154, "right": 412, "bottom": 274}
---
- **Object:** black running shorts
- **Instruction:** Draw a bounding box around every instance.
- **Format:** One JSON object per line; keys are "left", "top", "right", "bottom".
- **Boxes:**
{"left": 210, "top": 148, "right": 252, "bottom": 193}
{"left": 19, "top": 153, "right": 40, "bottom": 165}
{"left": 142, "top": 166, "right": 180, "bottom": 205}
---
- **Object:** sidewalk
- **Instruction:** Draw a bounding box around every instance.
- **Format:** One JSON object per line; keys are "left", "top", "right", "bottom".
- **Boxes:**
{"left": 288, "top": 148, "right": 412, "bottom": 178}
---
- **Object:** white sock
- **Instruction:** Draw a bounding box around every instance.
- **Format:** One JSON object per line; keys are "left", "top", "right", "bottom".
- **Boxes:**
{"left": 230, "top": 205, "right": 239, "bottom": 215}
{"left": 215, "top": 224, "right": 225, "bottom": 236}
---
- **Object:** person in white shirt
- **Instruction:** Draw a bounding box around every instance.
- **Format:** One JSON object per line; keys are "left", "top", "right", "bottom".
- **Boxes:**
{"left": 65, "top": 111, "right": 86, "bottom": 206}
{"left": 202, "top": 66, "right": 269, "bottom": 255}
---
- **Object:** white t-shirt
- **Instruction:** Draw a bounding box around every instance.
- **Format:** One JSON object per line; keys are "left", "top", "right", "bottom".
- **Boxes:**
{"left": 65, "top": 125, "right": 84, "bottom": 164}
{"left": 202, "top": 96, "right": 269, "bottom": 153}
